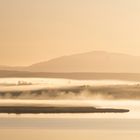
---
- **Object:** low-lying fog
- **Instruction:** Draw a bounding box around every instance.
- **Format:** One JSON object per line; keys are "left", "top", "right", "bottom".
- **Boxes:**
{"left": 0, "top": 78, "right": 140, "bottom": 119}
{"left": 0, "top": 78, "right": 140, "bottom": 100}
{"left": 0, "top": 78, "right": 139, "bottom": 87}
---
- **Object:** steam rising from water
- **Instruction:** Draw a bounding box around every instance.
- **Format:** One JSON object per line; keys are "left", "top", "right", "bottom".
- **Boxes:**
{"left": 0, "top": 78, "right": 140, "bottom": 100}
{"left": 0, "top": 78, "right": 140, "bottom": 119}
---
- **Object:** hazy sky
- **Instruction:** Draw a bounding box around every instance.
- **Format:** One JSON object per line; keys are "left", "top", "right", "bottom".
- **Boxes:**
{"left": 1, "top": 0, "right": 140, "bottom": 66}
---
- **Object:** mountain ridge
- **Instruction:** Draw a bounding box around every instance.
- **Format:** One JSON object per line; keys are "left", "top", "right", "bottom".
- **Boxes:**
{"left": 1, "top": 51, "right": 140, "bottom": 73}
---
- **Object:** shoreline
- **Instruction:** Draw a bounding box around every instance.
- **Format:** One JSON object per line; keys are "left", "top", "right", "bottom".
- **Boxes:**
{"left": 0, "top": 106, "right": 129, "bottom": 114}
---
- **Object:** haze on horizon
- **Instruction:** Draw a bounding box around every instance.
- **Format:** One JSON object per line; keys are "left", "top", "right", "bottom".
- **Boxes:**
{"left": 1, "top": 0, "right": 140, "bottom": 66}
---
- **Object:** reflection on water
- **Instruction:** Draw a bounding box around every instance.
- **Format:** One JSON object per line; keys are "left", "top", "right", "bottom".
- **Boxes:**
{"left": 1, "top": 118, "right": 140, "bottom": 130}
{"left": 1, "top": 129, "right": 140, "bottom": 140}
{"left": 0, "top": 100, "right": 140, "bottom": 130}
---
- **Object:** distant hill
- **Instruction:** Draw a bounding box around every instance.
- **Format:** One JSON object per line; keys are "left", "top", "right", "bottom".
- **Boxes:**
{"left": 1, "top": 51, "right": 140, "bottom": 73}
{"left": 27, "top": 51, "right": 140, "bottom": 73}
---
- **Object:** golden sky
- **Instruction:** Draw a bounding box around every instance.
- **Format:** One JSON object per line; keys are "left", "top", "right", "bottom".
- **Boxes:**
{"left": 1, "top": 0, "right": 140, "bottom": 66}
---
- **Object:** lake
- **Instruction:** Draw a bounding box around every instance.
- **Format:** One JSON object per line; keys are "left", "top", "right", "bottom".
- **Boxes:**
{"left": 0, "top": 78, "right": 140, "bottom": 140}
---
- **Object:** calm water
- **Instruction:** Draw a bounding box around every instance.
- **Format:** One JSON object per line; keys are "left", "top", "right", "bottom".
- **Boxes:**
{"left": 0, "top": 78, "right": 140, "bottom": 139}
{"left": 0, "top": 100, "right": 140, "bottom": 140}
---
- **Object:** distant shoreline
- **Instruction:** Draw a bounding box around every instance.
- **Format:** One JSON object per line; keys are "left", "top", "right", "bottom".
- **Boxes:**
{"left": 1, "top": 70, "right": 140, "bottom": 81}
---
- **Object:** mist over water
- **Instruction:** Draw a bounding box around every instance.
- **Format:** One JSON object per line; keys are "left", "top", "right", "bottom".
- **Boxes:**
{"left": 0, "top": 78, "right": 140, "bottom": 100}
{"left": 0, "top": 78, "right": 140, "bottom": 120}
{"left": 0, "top": 77, "right": 140, "bottom": 137}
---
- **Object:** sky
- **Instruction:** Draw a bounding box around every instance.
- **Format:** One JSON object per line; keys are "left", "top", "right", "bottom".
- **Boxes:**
{"left": 1, "top": 0, "right": 140, "bottom": 66}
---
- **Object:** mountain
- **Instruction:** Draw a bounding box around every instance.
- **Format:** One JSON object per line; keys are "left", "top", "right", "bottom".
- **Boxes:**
{"left": 1, "top": 51, "right": 140, "bottom": 73}
{"left": 27, "top": 51, "right": 140, "bottom": 73}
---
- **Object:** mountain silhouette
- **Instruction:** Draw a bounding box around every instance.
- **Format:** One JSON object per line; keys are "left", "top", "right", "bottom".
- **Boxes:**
{"left": 1, "top": 51, "right": 140, "bottom": 73}
{"left": 27, "top": 51, "right": 140, "bottom": 73}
